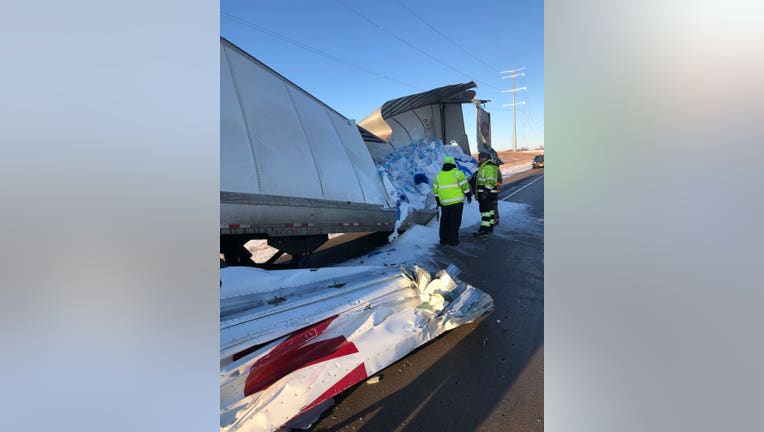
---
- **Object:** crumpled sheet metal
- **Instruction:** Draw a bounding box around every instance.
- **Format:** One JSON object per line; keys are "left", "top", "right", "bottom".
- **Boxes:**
{"left": 220, "top": 266, "right": 407, "bottom": 364}
{"left": 220, "top": 265, "right": 493, "bottom": 431}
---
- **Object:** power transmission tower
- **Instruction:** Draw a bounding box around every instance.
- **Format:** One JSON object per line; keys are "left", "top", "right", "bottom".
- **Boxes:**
{"left": 501, "top": 67, "right": 527, "bottom": 152}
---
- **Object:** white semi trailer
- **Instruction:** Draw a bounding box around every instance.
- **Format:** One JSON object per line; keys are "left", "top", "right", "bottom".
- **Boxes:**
{"left": 220, "top": 37, "right": 492, "bottom": 266}
{"left": 220, "top": 38, "right": 435, "bottom": 265}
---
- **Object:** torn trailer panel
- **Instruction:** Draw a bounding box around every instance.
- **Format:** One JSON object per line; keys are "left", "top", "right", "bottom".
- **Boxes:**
{"left": 220, "top": 265, "right": 493, "bottom": 432}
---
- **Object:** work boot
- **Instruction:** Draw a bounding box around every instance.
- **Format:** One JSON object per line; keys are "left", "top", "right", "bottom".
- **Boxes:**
{"left": 475, "top": 226, "right": 490, "bottom": 238}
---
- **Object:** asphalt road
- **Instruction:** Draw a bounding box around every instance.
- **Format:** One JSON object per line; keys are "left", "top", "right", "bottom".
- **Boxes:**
{"left": 311, "top": 170, "right": 544, "bottom": 432}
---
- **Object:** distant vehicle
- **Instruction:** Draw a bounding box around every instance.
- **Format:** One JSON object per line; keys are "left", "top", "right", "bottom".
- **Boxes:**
{"left": 532, "top": 154, "right": 544, "bottom": 169}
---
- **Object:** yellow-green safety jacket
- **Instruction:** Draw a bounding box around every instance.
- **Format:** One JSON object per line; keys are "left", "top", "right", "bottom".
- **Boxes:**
{"left": 433, "top": 168, "right": 470, "bottom": 206}
{"left": 476, "top": 160, "right": 501, "bottom": 198}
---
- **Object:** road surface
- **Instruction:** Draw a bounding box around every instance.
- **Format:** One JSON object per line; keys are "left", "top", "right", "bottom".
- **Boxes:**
{"left": 311, "top": 169, "right": 544, "bottom": 431}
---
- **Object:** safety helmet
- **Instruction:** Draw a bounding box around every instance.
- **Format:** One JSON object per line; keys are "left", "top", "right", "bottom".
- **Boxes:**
{"left": 444, "top": 156, "right": 455, "bottom": 164}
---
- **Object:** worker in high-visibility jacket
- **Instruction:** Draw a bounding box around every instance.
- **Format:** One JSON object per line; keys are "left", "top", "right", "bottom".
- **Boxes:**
{"left": 474, "top": 152, "right": 501, "bottom": 237}
{"left": 433, "top": 156, "right": 472, "bottom": 246}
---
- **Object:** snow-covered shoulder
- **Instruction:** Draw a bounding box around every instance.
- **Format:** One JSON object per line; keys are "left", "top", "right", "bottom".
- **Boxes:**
{"left": 336, "top": 199, "right": 536, "bottom": 269}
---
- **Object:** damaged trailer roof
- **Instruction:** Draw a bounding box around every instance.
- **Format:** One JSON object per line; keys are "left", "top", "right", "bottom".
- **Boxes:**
{"left": 381, "top": 81, "right": 477, "bottom": 119}
{"left": 358, "top": 82, "right": 477, "bottom": 153}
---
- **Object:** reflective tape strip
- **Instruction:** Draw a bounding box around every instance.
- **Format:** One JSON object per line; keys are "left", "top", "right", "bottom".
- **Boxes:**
{"left": 284, "top": 223, "right": 315, "bottom": 228}
{"left": 437, "top": 183, "right": 461, "bottom": 189}
{"left": 338, "top": 222, "right": 362, "bottom": 227}
{"left": 223, "top": 224, "right": 251, "bottom": 229}
{"left": 440, "top": 196, "right": 464, "bottom": 204}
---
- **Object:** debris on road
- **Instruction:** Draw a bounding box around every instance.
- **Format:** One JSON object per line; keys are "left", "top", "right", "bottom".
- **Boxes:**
{"left": 220, "top": 264, "right": 493, "bottom": 432}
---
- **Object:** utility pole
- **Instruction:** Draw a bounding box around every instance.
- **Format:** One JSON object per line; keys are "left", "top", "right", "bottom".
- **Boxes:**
{"left": 501, "top": 67, "right": 526, "bottom": 152}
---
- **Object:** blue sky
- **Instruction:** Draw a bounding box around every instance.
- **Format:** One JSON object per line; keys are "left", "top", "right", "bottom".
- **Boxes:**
{"left": 221, "top": 0, "right": 543, "bottom": 151}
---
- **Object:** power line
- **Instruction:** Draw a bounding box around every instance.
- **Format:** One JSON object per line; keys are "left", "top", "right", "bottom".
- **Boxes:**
{"left": 395, "top": 0, "right": 501, "bottom": 74}
{"left": 336, "top": 0, "right": 503, "bottom": 91}
{"left": 516, "top": 75, "right": 544, "bottom": 136}
{"left": 222, "top": 12, "right": 424, "bottom": 92}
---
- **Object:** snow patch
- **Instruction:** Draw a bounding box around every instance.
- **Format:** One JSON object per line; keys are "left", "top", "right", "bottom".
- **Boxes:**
{"left": 220, "top": 265, "right": 379, "bottom": 299}
{"left": 501, "top": 163, "right": 533, "bottom": 178}
{"left": 338, "top": 200, "right": 536, "bottom": 268}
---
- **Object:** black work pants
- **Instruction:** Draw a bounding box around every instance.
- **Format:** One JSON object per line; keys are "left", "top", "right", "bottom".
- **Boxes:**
{"left": 439, "top": 202, "right": 463, "bottom": 245}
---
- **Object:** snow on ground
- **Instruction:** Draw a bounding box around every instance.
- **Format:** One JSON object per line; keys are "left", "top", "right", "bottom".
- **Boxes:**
{"left": 501, "top": 163, "right": 533, "bottom": 178}
{"left": 220, "top": 265, "right": 390, "bottom": 300}
{"left": 336, "top": 199, "right": 537, "bottom": 268}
